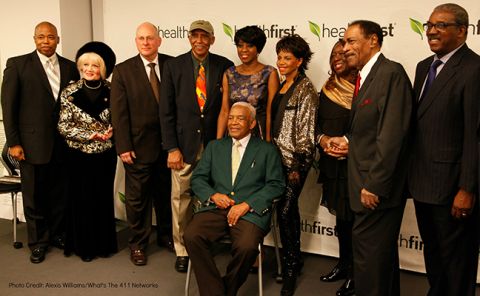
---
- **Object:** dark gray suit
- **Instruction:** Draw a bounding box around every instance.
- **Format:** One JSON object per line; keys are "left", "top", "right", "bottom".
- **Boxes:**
{"left": 348, "top": 54, "right": 412, "bottom": 296}
{"left": 408, "top": 44, "right": 480, "bottom": 296}
{"left": 1, "top": 51, "right": 78, "bottom": 249}
{"left": 110, "top": 53, "right": 173, "bottom": 250}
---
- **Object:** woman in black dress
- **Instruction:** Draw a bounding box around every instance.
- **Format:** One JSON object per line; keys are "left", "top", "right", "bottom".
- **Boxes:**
{"left": 57, "top": 42, "right": 117, "bottom": 262}
{"left": 317, "top": 40, "right": 357, "bottom": 296}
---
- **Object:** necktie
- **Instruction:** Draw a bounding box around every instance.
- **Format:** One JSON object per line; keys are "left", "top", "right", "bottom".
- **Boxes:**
{"left": 148, "top": 63, "right": 160, "bottom": 103}
{"left": 196, "top": 63, "right": 207, "bottom": 112}
{"left": 46, "top": 58, "right": 60, "bottom": 99}
{"left": 353, "top": 74, "right": 361, "bottom": 98}
{"left": 420, "top": 59, "right": 443, "bottom": 101}
{"left": 231, "top": 140, "right": 241, "bottom": 185}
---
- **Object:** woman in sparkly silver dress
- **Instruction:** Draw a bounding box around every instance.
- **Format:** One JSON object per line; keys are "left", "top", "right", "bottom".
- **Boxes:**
{"left": 271, "top": 35, "right": 318, "bottom": 296}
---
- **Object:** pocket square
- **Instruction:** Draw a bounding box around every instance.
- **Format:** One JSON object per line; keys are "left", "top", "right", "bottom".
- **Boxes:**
{"left": 359, "top": 98, "right": 373, "bottom": 107}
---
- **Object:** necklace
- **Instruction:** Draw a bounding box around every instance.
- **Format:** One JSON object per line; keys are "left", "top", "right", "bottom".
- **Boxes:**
{"left": 83, "top": 80, "right": 102, "bottom": 90}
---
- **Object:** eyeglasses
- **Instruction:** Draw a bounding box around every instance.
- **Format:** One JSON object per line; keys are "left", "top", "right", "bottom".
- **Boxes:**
{"left": 423, "top": 22, "right": 460, "bottom": 31}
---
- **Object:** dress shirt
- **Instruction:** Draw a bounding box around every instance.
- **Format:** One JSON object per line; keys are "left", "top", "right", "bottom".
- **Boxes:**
{"left": 358, "top": 51, "right": 381, "bottom": 90}
{"left": 140, "top": 54, "right": 161, "bottom": 82}
{"left": 37, "top": 51, "right": 60, "bottom": 77}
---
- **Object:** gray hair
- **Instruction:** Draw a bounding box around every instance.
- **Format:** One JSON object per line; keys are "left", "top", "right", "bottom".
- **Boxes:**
{"left": 231, "top": 102, "right": 256, "bottom": 121}
{"left": 434, "top": 3, "right": 469, "bottom": 26}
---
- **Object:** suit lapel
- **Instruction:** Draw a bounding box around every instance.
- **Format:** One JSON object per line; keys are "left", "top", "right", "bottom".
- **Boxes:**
{"left": 416, "top": 46, "right": 466, "bottom": 118}
{"left": 349, "top": 54, "right": 384, "bottom": 130}
{"left": 204, "top": 54, "right": 218, "bottom": 113}
{"left": 233, "top": 137, "right": 260, "bottom": 188}
{"left": 32, "top": 52, "right": 55, "bottom": 100}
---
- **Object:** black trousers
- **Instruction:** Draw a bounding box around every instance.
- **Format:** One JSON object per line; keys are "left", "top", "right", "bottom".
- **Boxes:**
{"left": 184, "top": 209, "right": 264, "bottom": 296}
{"left": 20, "top": 156, "right": 67, "bottom": 250}
{"left": 414, "top": 200, "right": 479, "bottom": 296}
{"left": 352, "top": 201, "right": 405, "bottom": 296}
{"left": 124, "top": 151, "right": 171, "bottom": 250}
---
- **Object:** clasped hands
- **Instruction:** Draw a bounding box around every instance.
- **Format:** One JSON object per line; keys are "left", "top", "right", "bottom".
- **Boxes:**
{"left": 320, "top": 135, "right": 348, "bottom": 158}
{"left": 211, "top": 193, "right": 250, "bottom": 227}
{"left": 89, "top": 125, "right": 113, "bottom": 142}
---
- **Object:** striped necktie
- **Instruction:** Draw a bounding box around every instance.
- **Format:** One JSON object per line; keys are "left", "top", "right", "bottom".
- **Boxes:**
{"left": 231, "top": 140, "right": 241, "bottom": 185}
{"left": 46, "top": 58, "right": 60, "bottom": 99}
{"left": 196, "top": 63, "right": 207, "bottom": 112}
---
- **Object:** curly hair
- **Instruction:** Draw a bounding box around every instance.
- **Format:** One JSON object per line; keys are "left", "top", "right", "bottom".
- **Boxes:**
{"left": 276, "top": 34, "right": 313, "bottom": 73}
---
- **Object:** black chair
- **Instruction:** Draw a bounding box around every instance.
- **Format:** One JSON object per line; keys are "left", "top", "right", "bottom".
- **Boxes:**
{"left": 0, "top": 144, "right": 23, "bottom": 249}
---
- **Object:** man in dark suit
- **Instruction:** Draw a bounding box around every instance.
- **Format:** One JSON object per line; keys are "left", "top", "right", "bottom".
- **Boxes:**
{"left": 329, "top": 20, "right": 412, "bottom": 296}
{"left": 111, "top": 22, "right": 173, "bottom": 266}
{"left": 408, "top": 4, "right": 480, "bottom": 295}
{"left": 185, "top": 102, "right": 285, "bottom": 296}
{"left": 1, "top": 21, "right": 79, "bottom": 263}
{"left": 159, "top": 20, "right": 233, "bottom": 272}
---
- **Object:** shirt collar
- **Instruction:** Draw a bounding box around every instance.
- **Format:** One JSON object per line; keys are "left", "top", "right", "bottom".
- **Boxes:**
{"left": 434, "top": 42, "right": 464, "bottom": 64}
{"left": 358, "top": 51, "right": 381, "bottom": 88}
{"left": 233, "top": 133, "right": 252, "bottom": 147}
{"left": 140, "top": 54, "right": 159, "bottom": 67}
{"left": 37, "top": 51, "right": 58, "bottom": 65}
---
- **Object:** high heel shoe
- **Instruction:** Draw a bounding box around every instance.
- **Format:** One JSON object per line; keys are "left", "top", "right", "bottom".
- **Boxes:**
{"left": 336, "top": 278, "right": 355, "bottom": 296}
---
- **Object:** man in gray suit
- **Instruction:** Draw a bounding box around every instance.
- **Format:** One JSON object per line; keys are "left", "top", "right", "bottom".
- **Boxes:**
{"left": 408, "top": 4, "right": 480, "bottom": 295}
{"left": 1, "top": 21, "right": 79, "bottom": 263}
{"left": 329, "top": 20, "right": 412, "bottom": 296}
{"left": 111, "top": 22, "right": 173, "bottom": 266}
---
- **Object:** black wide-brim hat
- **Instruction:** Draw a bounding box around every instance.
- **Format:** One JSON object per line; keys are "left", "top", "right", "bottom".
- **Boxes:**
{"left": 76, "top": 41, "right": 116, "bottom": 78}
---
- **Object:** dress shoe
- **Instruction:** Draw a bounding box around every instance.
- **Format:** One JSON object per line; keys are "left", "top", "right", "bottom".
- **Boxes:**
{"left": 30, "top": 247, "right": 47, "bottom": 264}
{"left": 175, "top": 256, "right": 189, "bottom": 273}
{"left": 157, "top": 234, "right": 175, "bottom": 252}
{"left": 320, "top": 266, "right": 347, "bottom": 282}
{"left": 280, "top": 271, "right": 297, "bottom": 296}
{"left": 51, "top": 236, "right": 65, "bottom": 250}
{"left": 336, "top": 278, "right": 355, "bottom": 296}
{"left": 130, "top": 249, "right": 147, "bottom": 266}
{"left": 81, "top": 255, "right": 94, "bottom": 262}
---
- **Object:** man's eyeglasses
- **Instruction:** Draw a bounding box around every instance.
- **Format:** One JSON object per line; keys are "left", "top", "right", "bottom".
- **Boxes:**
{"left": 423, "top": 22, "right": 461, "bottom": 31}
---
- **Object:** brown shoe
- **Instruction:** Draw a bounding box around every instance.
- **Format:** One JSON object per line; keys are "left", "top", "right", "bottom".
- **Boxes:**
{"left": 130, "top": 249, "right": 147, "bottom": 266}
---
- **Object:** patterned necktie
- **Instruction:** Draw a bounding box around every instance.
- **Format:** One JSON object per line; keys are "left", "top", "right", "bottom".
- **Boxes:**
{"left": 231, "top": 140, "right": 241, "bottom": 185}
{"left": 46, "top": 58, "right": 60, "bottom": 99}
{"left": 196, "top": 63, "right": 207, "bottom": 112}
{"left": 353, "top": 74, "right": 361, "bottom": 98}
{"left": 148, "top": 63, "right": 160, "bottom": 103}
{"left": 420, "top": 59, "right": 443, "bottom": 101}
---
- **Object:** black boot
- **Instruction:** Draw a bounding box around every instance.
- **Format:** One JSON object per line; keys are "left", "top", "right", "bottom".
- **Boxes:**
{"left": 336, "top": 278, "right": 355, "bottom": 296}
{"left": 280, "top": 269, "right": 298, "bottom": 296}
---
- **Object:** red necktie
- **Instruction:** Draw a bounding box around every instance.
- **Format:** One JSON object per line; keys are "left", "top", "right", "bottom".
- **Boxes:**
{"left": 196, "top": 63, "right": 207, "bottom": 112}
{"left": 354, "top": 74, "right": 361, "bottom": 97}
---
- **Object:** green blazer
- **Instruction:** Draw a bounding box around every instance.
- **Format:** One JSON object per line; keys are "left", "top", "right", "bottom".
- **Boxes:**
{"left": 191, "top": 136, "right": 285, "bottom": 231}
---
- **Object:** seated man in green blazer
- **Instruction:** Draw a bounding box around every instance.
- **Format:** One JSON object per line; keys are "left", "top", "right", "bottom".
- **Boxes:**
{"left": 185, "top": 101, "right": 285, "bottom": 296}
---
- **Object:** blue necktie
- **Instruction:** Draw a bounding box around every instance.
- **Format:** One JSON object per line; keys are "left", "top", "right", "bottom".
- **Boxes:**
{"left": 420, "top": 59, "right": 443, "bottom": 101}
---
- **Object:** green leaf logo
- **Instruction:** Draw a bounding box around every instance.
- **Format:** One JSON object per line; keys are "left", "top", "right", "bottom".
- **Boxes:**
{"left": 118, "top": 191, "right": 126, "bottom": 204}
{"left": 223, "top": 23, "right": 234, "bottom": 42}
{"left": 409, "top": 18, "right": 424, "bottom": 40}
{"left": 308, "top": 21, "right": 321, "bottom": 41}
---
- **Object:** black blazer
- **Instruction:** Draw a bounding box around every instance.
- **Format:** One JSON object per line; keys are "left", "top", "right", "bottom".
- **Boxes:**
{"left": 1, "top": 51, "right": 78, "bottom": 164}
{"left": 408, "top": 45, "right": 480, "bottom": 205}
{"left": 348, "top": 54, "right": 413, "bottom": 212}
{"left": 159, "top": 51, "right": 233, "bottom": 164}
{"left": 110, "top": 53, "right": 172, "bottom": 164}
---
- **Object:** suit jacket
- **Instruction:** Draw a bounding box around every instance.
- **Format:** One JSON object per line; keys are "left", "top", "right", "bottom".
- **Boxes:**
{"left": 1, "top": 51, "right": 79, "bottom": 164}
{"left": 408, "top": 44, "right": 480, "bottom": 205}
{"left": 348, "top": 54, "right": 413, "bottom": 212}
{"left": 110, "top": 53, "right": 172, "bottom": 164}
{"left": 159, "top": 51, "right": 233, "bottom": 164}
{"left": 191, "top": 136, "right": 285, "bottom": 231}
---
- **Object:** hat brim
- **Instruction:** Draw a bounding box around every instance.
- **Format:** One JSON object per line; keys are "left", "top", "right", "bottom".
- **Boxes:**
{"left": 76, "top": 41, "right": 116, "bottom": 78}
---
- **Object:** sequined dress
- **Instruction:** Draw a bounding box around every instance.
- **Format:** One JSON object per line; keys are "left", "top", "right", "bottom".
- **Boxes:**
{"left": 226, "top": 65, "right": 274, "bottom": 139}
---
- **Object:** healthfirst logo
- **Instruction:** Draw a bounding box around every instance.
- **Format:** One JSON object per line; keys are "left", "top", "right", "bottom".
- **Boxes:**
{"left": 308, "top": 21, "right": 395, "bottom": 41}
{"left": 157, "top": 25, "right": 189, "bottom": 39}
{"left": 301, "top": 218, "right": 424, "bottom": 251}
{"left": 222, "top": 23, "right": 297, "bottom": 42}
{"left": 409, "top": 17, "right": 480, "bottom": 40}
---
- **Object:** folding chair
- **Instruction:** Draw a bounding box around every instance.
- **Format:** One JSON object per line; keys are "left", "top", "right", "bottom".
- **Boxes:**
{"left": 0, "top": 144, "right": 23, "bottom": 249}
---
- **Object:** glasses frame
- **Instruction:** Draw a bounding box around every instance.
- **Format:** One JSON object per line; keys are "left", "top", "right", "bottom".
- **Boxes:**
{"left": 423, "top": 22, "right": 461, "bottom": 31}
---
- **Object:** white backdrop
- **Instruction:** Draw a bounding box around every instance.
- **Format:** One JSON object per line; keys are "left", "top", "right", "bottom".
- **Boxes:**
{"left": 103, "top": 0, "right": 480, "bottom": 281}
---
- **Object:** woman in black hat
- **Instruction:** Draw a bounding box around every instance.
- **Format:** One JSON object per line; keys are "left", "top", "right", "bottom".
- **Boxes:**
{"left": 57, "top": 41, "right": 117, "bottom": 262}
